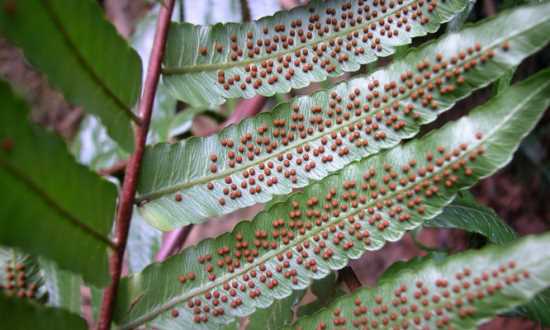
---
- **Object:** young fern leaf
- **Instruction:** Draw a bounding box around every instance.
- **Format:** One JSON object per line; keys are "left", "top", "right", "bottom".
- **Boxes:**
{"left": 292, "top": 233, "right": 550, "bottom": 329}
{"left": 162, "top": 0, "right": 471, "bottom": 108}
{"left": 114, "top": 68, "right": 550, "bottom": 329}
{"left": 138, "top": 3, "right": 550, "bottom": 230}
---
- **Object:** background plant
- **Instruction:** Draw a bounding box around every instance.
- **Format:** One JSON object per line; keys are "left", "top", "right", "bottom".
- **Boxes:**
{"left": 0, "top": 0, "right": 549, "bottom": 329}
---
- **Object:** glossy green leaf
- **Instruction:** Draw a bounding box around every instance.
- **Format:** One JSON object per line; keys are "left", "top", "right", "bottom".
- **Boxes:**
{"left": 0, "top": 0, "right": 142, "bottom": 151}
{"left": 0, "top": 294, "right": 87, "bottom": 330}
{"left": 518, "top": 290, "right": 550, "bottom": 326}
{"left": 138, "top": 3, "right": 550, "bottom": 230}
{"left": 424, "top": 191, "right": 517, "bottom": 244}
{"left": 162, "top": 0, "right": 472, "bottom": 107}
{"left": 114, "top": 67, "right": 550, "bottom": 329}
{"left": 0, "top": 81, "right": 116, "bottom": 286}
{"left": 292, "top": 233, "right": 550, "bottom": 329}
{"left": 446, "top": 0, "right": 474, "bottom": 32}
{"left": 425, "top": 191, "right": 550, "bottom": 325}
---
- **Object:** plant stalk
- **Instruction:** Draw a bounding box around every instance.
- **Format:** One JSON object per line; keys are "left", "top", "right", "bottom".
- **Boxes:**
{"left": 96, "top": 1, "right": 175, "bottom": 329}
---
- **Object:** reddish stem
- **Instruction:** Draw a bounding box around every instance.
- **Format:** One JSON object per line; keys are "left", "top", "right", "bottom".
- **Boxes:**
{"left": 97, "top": 1, "right": 175, "bottom": 329}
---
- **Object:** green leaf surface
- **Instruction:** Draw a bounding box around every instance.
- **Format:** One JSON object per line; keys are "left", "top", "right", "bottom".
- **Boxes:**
{"left": 39, "top": 258, "right": 83, "bottom": 316}
{"left": 424, "top": 191, "right": 517, "bottom": 244}
{"left": 297, "top": 272, "right": 346, "bottom": 317}
{"left": 0, "top": 294, "right": 87, "bottom": 330}
{"left": 518, "top": 289, "right": 550, "bottom": 326}
{"left": 246, "top": 289, "right": 305, "bottom": 330}
{"left": 138, "top": 2, "right": 550, "bottom": 230}
{"left": 114, "top": 67, "right": 550, "bottom": 329}
{"left": 292, "top": 233, "right": 550, "bottom": 329}
{"left": 163, "top": 0, "right": 471, "bottom": 107}
{"left": 446, "top": 0, "right": 474, "bottom": 32}
{"left": 0, "top": 0, "right": 142, "bottom": 151}
{"left": 0, "top": 81, "right": 116, "bottom": 286}
{"left": 425, "top": 191, "right": 550, "bottom": 325}
{"left": 0, "top": 248, "right": 83, "bottom": 316}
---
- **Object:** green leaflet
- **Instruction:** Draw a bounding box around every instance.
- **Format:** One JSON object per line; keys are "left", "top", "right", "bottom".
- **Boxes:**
{"left": 162, "top": 0, "right": 472, "bottom": 107}
{"left": 114, "top": 68, "right": 550, "bottom": 329}
{"left": 0, "top": 81, "right": 116, "bottom": 286}
{"left": 246, "top": 289, "right": 305, "bottom": 330}
{"left": 0, "top": 294, "right": 87, "bottom": 330}
{"left": 292, "top": 233, "right": 550, "bottom": 329}
{"left": 426, "top": 192, "right": 550, "bottom": 325}
{"left": 519, "top": 290, "right": 550, "bottom": 326}
{"left": 39, "top": 258, "right": 83, "bottom": 316}
{"left": 0, "top": 247, "right": 83, "bottom": 316}
{"left": 0, "top": 248, "right": 48, "bottom": 304}
{"left": 425, "top": 191, "right": 517, "bottom": 244}
{"left": 0, "top": 0, "right": 142, "bottom": 151}
{"left": 137, "top": 2, "right": 550, "bottom": 230}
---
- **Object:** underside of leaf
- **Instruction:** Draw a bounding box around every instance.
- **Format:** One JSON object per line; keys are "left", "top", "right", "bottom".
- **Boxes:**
{"left": 162, "top": 0, "right": 472, "bottom": 107}
{"left": 138, "top": 2, "right": 550, "bottom": 230}
{"left": 0, "top": 248, "right": 48, "bottom": 304}
{"left": 114, "top": 66, "right": 550, "bottom": 329}
{"left": 292, "top": 233, "right": 550, "bottom": 329}
{"left": 426, "top": 192, "right": 550, "bottom": 324}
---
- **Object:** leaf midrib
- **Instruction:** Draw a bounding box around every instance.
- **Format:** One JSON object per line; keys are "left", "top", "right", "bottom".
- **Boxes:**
{"left": 139, "top": 36, "right": 502, "bottom": 202}
{"left": 124, "top": 141, "right": 482, "bottom": 329}
{"left": 162, "top": 0, "right": 420, "bottom": 74}
{"left": 306, "top": 267, "right": 534, "bottom": 327}
{"left": 123, "top": 77, "right": 548, "bottom": 329}
{"left": 0, "top": 159, "right": 116, "bottom": 249}
{"left": 39, "top": 0, "right": 139, "bottom": 123}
